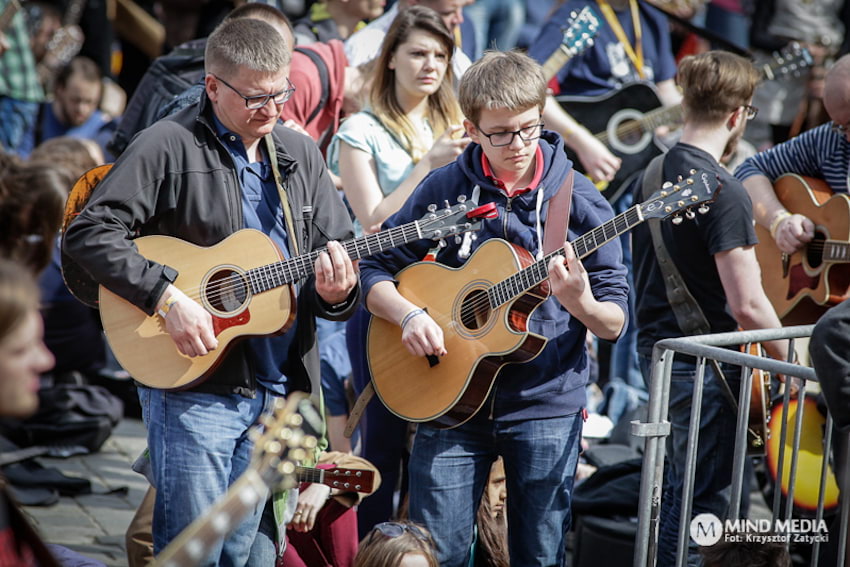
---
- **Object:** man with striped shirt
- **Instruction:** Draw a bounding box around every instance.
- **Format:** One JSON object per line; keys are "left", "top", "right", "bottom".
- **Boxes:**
{"left": 735, "top": 54, "right": 850, "bottom": 255}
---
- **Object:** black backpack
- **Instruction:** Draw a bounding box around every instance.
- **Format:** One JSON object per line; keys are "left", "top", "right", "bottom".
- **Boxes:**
{"left": 108, "top": 38, "right": 207, "bottom": 156}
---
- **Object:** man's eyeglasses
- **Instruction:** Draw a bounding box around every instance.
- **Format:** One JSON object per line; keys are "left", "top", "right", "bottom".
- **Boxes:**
{"left": 367, "top": 522, "right": 433, "bottom": 545}
{"left": 213, "top": 74, "right": 295, "bottom": 109}
{"left": 743, "top": 104, "right": 758, "bottom": 121}
{"left": 476, "top": 121, "right": 544, "bottom": 147}
{"left": 831, "top": 121, "right": 849, "bottom": 135}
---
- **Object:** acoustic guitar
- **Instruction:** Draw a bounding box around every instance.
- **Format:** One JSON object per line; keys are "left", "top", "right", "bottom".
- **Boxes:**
{"left": 149, "top": 393, "right": 322, "bottom": 567}
{"left": 753, "top": 174, "right": 850, "bottom": 325}
{"left": 97, "top": 200, "right": 493, "bottom": 390}
{"left": 557, "top": 43, "right": 813, "bottom": 203}
{"left": 367, "top": 169, "right": 721, "bottom": 428}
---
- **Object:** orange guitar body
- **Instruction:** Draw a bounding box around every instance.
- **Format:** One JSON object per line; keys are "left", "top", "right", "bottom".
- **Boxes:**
{"left": 367, "top": 239, "right": 548, "bottom": 429}
{"left": 754, "top": 174, "right": 850, "bottom": 325}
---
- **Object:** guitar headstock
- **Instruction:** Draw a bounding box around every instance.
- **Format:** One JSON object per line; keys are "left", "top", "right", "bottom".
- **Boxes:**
{"left": 322, "top": 467, "right": 377, "bottom": 494}
{"left": 250, "top": 393, "right": 324, "bottom": 491}
{"left": 417, "top": 198, "right": 497, "bottom": 242}
{"left": 758, "top": 42, "right": 813, "bottom": 80}
{"left": 560, "top": 6, "right": 600, "bottom": 57}
{"left": 639, "top": 168, "right": 721, "bottom": 223}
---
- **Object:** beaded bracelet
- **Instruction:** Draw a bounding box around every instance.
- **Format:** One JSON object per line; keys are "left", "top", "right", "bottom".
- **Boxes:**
{"left": 400, "top": 308, "right": 426, "bottom": 330}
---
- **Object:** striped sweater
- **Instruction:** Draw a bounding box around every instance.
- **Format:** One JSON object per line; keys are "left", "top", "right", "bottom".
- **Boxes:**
{"left": 734, "top": 123, "right": 850, "bottom": 194}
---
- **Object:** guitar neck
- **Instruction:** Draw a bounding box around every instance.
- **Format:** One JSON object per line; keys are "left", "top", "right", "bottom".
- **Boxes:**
{"left": 249, "top": 219, "right": 435, "bottom": 294}
{"left": 824, "top": 240, "right": 850, "bottom": 263}
{"left": 542, "top": 45, "right": 576, "bottom": 82}
{"left": 487, "top": 205, "right": 644, "bottom": 308}
{"left": 150, "top": 471, "right": 269, "bottom": 567}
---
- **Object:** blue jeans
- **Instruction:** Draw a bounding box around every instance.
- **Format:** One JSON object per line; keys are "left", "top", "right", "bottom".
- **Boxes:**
{"left": 639, "top": 356, "right": 742, "bottom": 567}
{"left": 0, "top": 97, "right": 38, "bottom": 155}
{"left": 138, "top": 385, "right": 275, "bottom": 566}
{"left": 463, "top": 0, "right": 525, "bottom": 59}
{"left": 409, "top": 410, "right": 583, "bottom": 567}
{"left": 316, "top": 317, "right": 351, "bottom": 417}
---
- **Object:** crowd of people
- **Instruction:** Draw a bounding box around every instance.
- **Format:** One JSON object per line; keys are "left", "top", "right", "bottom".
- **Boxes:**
{"left": 0, "top": 0, "right": 849, "bottom": 565}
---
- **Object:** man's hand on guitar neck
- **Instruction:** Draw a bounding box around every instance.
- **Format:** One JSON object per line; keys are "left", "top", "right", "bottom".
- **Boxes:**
{"left": 315, "top": 241, "right": 358, "bottom": 306}
{"left": 157, "top": 285, "right": 219, "bottom": 358}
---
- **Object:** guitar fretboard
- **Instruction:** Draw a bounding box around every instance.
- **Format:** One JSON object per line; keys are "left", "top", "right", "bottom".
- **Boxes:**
{"left": 487, "top": 206, "right": 643, "bottom": 308}
{"left": 824, "top": 240, "right": 850, "bottom": 262}
{"left": 247, "top": 221, "right": 426, "bottom": 294}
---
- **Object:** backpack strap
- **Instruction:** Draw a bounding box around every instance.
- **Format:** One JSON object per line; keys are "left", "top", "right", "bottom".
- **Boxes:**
{"left": 294, "top": 46, "right": 330, "bottom": 126}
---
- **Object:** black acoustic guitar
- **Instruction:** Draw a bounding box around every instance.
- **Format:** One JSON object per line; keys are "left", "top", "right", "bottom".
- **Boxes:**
{"left": 557, "top": 43, "right": 813, "bottom": 203}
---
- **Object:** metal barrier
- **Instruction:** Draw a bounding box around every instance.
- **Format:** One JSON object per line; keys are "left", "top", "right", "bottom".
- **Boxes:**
{"left": 632, "top": 325, "right": 850, "bottom": 567}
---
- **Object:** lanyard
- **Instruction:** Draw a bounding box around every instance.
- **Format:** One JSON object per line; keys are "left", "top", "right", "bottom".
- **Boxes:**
{"left": 596, "top": 0, "right": 645, "bottom": 79}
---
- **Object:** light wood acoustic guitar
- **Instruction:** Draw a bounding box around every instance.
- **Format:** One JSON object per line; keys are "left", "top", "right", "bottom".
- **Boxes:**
{"left": 367, "top": 169, "right": 721, "bottom": 428}
{"left": 149, "top": 393, "right": 322, "bottom": 567}
{"left": 97, "top": 200, "right": 494, "bottom": 390}
{"left": 753, "top": 174, "right": 850, "bottom": 325}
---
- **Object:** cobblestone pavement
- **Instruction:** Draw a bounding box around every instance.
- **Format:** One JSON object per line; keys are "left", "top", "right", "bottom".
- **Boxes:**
{"left": 20, "top": 418, "right": 148, "bottom": 567}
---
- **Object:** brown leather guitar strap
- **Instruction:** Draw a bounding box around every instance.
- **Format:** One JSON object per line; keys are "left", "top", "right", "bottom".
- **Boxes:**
{"left": 266, "top": 134, "right": 300, "bottom": 256}
{"left": 543, "top": 170, "right": 574, "bottom": 255}
{"left": 344, "top": 170, "right": 576, "bottom": 438}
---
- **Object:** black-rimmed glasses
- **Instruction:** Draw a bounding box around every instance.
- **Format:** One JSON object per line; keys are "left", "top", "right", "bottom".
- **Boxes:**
{"left": 831, "top": 121, "right": 849, "bottom": 135}
{"left": 743, "top": 104, "right": 758, "bottom": 121}
{"left": 367, "top": 522, "right": 433, "bottom": 545}
{"left": 213, "top": 74, "right": 295, "bottom": 109}
{"left": 476, "top": 120, "right": 544, "bottom": 147}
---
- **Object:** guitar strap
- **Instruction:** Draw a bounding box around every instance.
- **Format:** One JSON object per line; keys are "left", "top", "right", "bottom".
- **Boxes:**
{"left": 543, "top": 170, "right": 575, "bottom": 254}
{"left": 596, "top": 0, "right": 645, "bottom": 79}
{"left": 265, "top": 133, "right": 300, "bottom": 256}
{"left": 642, "top": 155, "right": 755, "bottom": 437}
{"left": 344, "top": 171, "right": 576, "bottom": 438}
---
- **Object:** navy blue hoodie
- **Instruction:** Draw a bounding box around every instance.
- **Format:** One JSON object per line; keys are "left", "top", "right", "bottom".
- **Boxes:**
{"left": 359, "top": 131, "right": 629, "bottom": 421}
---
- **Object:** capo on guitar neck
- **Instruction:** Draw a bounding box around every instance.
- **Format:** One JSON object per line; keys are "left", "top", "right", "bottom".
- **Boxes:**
{"left": 468, "top": 202, "right": 498, "bottom": 219}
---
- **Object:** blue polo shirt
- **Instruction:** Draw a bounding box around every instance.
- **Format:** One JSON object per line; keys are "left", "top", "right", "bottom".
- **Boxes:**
{"left": 213, "top": 116, "right": 295, "bottom": 396}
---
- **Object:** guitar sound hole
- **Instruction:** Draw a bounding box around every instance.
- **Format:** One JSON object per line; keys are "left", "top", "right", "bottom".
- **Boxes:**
{"left": 619, "top": 119, "right": 644, "bottom": 145}
{"left": 205, "top": 269, "right": 249, "bottom": 313}
{"left": 459, "top": 290, "right": 491, "bottom": 330}
{"left": 806, "top": 232, "right": 826, "bottom": 269}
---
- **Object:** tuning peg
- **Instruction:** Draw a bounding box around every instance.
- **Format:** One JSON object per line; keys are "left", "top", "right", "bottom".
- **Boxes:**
{"left": 455, "top": 235, "right": 463, "bottom": 244}
{"left": 686, "top": 210, "right": 696, "bottom": 220}
{"left": 672, "top": 215, "right": 683, "bottom": 225}
{"left": 457, "top": 194, "right": 467, "bottom": 203}
{"left": 698, "top": 205, "right": 709, "bottom": 214}
{"left": 470, "top": 232, "right": 478, "bottom": 241}
{"left": 444, "top": 200, "right": 452, "bottom": 210}
{"left": 438, "top": 239, "right": 447, "bottom": 248}
{"left": 427, "top": 203, "right": 437, "bottom": 213}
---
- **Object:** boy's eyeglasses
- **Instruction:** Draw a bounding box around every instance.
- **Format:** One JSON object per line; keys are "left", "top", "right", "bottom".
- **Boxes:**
{"left": 476, "top": 121, "right": 544, "bottom": 147}
{"left": 367, "top": 522, "right": 433, "bottom": 544}
{"left": 213, "top": 74, "right": 296, "bottom": 109}
{"left": 743, "top": 104, "right": 758, "bottom": 120}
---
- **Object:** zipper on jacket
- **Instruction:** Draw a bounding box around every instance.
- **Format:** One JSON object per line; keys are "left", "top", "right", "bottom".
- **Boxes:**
{"left": 502, "top": 195, "right": 514, "bottom": 237}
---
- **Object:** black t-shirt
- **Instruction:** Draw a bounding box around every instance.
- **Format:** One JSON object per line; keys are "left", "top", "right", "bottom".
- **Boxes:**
{"left": 632, "top": 143, "right": 758, "bottom": 356}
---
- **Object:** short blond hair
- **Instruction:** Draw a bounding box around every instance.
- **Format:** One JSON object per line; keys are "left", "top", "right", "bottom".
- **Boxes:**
{"left": 458, "top": 50, "right": 547, "bottom": 125}
{"left": 205, "top": 18, "right": 290, "bottom": 78}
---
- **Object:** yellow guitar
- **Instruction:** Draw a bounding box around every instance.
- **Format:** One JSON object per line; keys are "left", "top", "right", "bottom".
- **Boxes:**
{"left": 100, "top": 202, "right": 492, "bottom": 390}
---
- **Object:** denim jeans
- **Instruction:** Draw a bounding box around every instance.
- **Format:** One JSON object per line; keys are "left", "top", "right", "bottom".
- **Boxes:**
{"left": 463, "top": 0, "right": 525, "bottom": 59}
{"left": 138, "top": 385, "right": 275, "bottom": 566}
{"left": 409, "top": 410, "right": 583, "bottom": 567}
{"left": 639, "top": 355, "right": 741, "bottom": 567}
{"left": 0, "top": 97, "right": 38, "bottom": 155}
